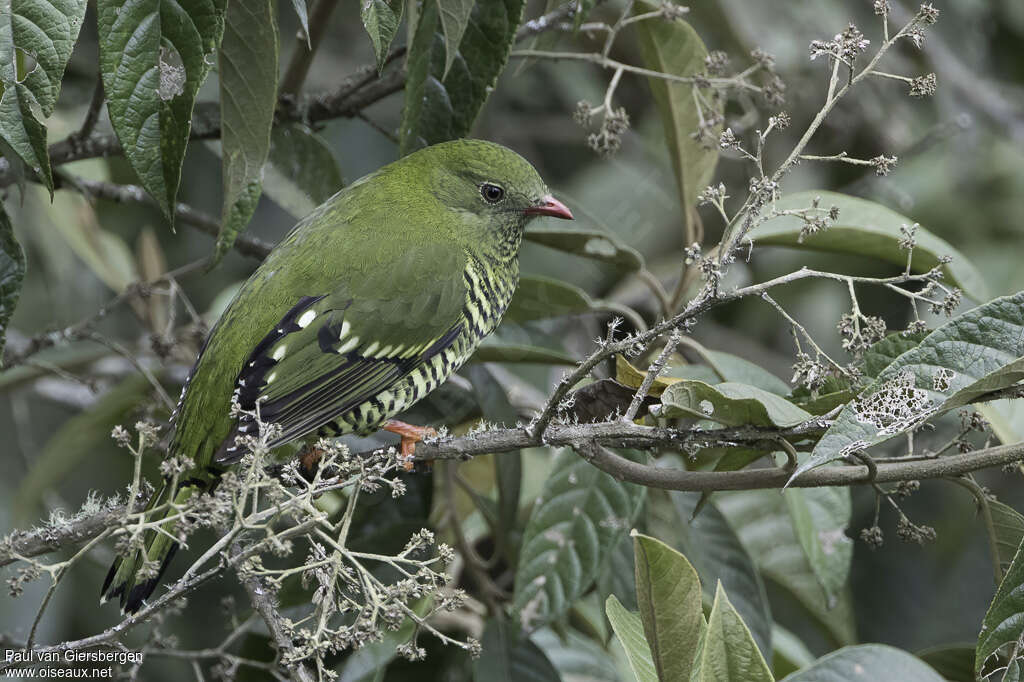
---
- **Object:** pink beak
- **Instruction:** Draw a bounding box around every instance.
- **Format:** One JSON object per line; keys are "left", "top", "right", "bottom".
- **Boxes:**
{"left": 525, "top": 195, "right": 574, "bottom": 220}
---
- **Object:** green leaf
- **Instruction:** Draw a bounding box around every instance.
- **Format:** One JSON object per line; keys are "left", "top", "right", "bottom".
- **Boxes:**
{"left": 400, "top": 0, "right": 526, "bottom": 154}
{"left": 771, "top": 625, "right": 815, "bottom": 679}
{"left": 784, "top": 486, "right": 853, "bottom": 602}
{"left": 524, "top": 227, "right": 645, "bottom": 271}
{"left": 783, "top": 644, "right": 943, "bottom": 682}
{"left": 0, "top": 0, "right": 87, "bottom": 192}
{"left": 859, "top": 331, "right": 929, "bottom": 380}
{"left": 978, "top": 537, "right": 1024, "bottom": 678}
{"left": 633, "top": 532, "right": 705, "bottom": 682}
{"left": 716, "top": 489, "right": 857, "bottom": 646}
{"left": 656, "top": 381, "right": 813, "bottom": 428}
{"left": 696, "top": 582, "right": 774, "bottom": 682}
{"left": 606, "top": 595, "right": 658, "bottom": 682}
{"left": 632, "top": 2, "right": 719, "bottom": 238}
{"left": 506, "top": 274, "right": 635, "bottom": 323}
{"left": 438, "top": 0, "right": 474, "bottom": 77}
{"left": 473, "top": 617, "right": 560, "bottom": 682}
{"left": 214, "top": 0, "right": 278, "bottom": 264}
{"left": 749, "top": 191, "right": 988, "bottom": 302}
{"left": 264, "top": 123, "right": 345, "bottom": 220}
{"left": 97, "top": 0, "right": 226, "bottom": 221}
{"left": 991, "top": 501, "right": 1024, "bottom": 574}
{"left": 598, "top": 535, "right": 638, "bottom": 612}
{"left": 360, "top": 0, "right": 402, "bottom": 72}
{"left": 471, "top": 340, "right": 575, "bottom": 365}
{"left": 512, "top": 449, "right": 646, "bottom": 630}
{"left": 532, "top": 627, "right": 622, "bottom": 682}
{"left": 0, "top": 200, "right": 24, "bottom": 362}
{"left": 694, "top": 348, "right": 791, "bottom": 396}
{"left": 793, "top": 291, "right": 1024, "bottom": 481}
{"left": 915, "top": 644, "right": 976, "bottom": 682}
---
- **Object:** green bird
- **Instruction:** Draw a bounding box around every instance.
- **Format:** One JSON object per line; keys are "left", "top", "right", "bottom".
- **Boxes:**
{"left": 101, "top": 139, "right": 572, "bottom": 613}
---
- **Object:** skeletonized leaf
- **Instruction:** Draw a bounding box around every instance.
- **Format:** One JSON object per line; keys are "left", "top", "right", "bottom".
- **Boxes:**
{"left": 214, "top": 0, "right": 279, "bottom": 264}
{"left": 632, "top": 1, "right": 719, "bottom": 238}
{"left": 512, "top": 448, "right": 646, "bottom": 631}
{"left": 524, "top": 227, "right": 645, "bottom": 271}
{"left": 655, "top": 380, "right": 813, "bottom": 428}
{"left": 783, "top": 644, "right": 943, "bottom": 682}
{"left": 749, "top": 191, "right": 988, "bottom": 302}
{"left": 264, "top": 123, "right": 345, "bottom": 220}
{"left": 793, "top": 291, "right": 1024, "bottom": 481}
{"left": 97, "top": 0, "right": 226, "bottom": 221}
{"left": 0, "top": 200, "right": 25, "bottom": 362}
{"left": 606, "top": 595, "right": 658, "bottom": 682}
{"left": 360, "top": 0, "right": 402, "bottom": 72}
{"left": 696, "top": 583, "right": 774, "bottom": 682}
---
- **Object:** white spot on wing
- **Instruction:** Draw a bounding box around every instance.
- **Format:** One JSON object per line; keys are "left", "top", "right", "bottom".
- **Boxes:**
{"left": 339, "top": 320, "right": 351, "bottom": 339}
{"left": 363, "top": 341, "right": 380, "bottom": 356}
{"left": 337, "top": 337, "right": 359, "bottom": 354}
{"left": 297, "top": 310, "right": 317, "bottom": 328}
{"left": 272, "top": 345, "right": 287, "bottom": 361}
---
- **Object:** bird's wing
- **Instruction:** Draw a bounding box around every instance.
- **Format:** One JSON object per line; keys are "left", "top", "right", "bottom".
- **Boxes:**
{"left": 214, "top": 244, "right": 468, "bottom": 463}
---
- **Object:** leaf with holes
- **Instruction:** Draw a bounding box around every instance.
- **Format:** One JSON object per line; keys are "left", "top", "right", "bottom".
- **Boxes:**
{"left": 784, "top": 645, "right": 944, "bottom": 681}
{"left": 606, "top": 595, "right": 658, "bottom": 682}
{"left": 695, "top": 583, "right": 774, "bottom": 682}
{"left": 716, "top": 488, "right": 857, "bottom": 646}
{"left": 213, "top": 0, "right": 278, "bottom": 264}
{"left": 263, "top": 123, "right": 345, "bottom": 220}
{"left": 0, "top": 201, "right": 24, "bottom": 363}
{"left": 97, "top": 0, "right": 226, "bottom": 222}
{"left": 792, "top": 291, "right": 1024, "bottom": 482}
{"left": 512, "top": 448, "right": 645, "bottom": 631}
{"left": 749, "top": 191, "right": 988, "bottom": 302}
{"left": 400, "top": 0, "right": 524, "bottom": 154}
{"left": 525, "top": 227, "right": 645, "bottom": 271}
{"left": 0, "top": 0, "right": 87, "bottom": 191}
{"left": 472, "top": 618, "right": 560, "bottom": 682}
{"left": 632, "top": 1, "right": 719, "bottom": 239}
{"left": 632, "top": 532, "right": 705, "bottom": 682}
{"left": 360, "top": 0, "right": 402, "bottom": 72}
{"left": 656, "top": 380, "right": 813, "bottom": 428}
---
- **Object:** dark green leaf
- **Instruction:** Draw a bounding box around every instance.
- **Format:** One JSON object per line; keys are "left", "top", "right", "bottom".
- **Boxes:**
{"left": 524, "top": 227, "right": 644, "bottom": 271}
{"left": 438, "top": 0, "right": 474, "bottom": 77}
{"left": 471, "top": 340, "right": 575, "bottom": 365}
{"left": 361, "top": 0, "right": 402, "bottom": 72}
{"left": 632, "top": 1, "right": 719, "bottom": 237}
{"left": 656, "top": 380, "right": 813, "bottom": 428}
{"left": 0, "top": 201, "right": 25, "bottom": 362}
{"left": 858, "top": 330, "right": 929, "bottom": 381}
{"left": 512, "top": 449, "right": 646, "bottom": 630}
{"left": 505, "top": 274, "right": 636, "bottom": 323}
{"left": 794, "top": 291, "right": 1024, "bottom": 481}
{"left": 750, "top": 191, "right": 988, "bottom": 302}
{"left": 97, "top": 0, "right": 226, "bottom": 221}
{"left": 400, "top": 0, "right": 526, "bottom": 154}
{"left": 532, "top": 627, "right": 621, "bottom": 682}
{"left": 783, "top": 644, "right": 944, "bottom": 682}
{"left": 633, "top": 532, "right": 705, "bottom": 682}
{"left": 696, "top": 582, "right": 774, "bottom": 682}
{"left": 473, "top": 618, "right": 560, "bottom": 682}
{"left": 264, "top": 123, "right": 345, "bottom": 219}
{"left": 606, "top": 595, "right": 658, "bottom": 682}
{"left": 991, "top": 501, "right": 1024, "bottom": 575}
{"left": 597, "top": 535, "right": 638, "bottom": 612}
{"left": 978, "top": 536, "right": 1024, "bottom": 678}
{"left": 916, "top": 644, "right": 976, "bottom": 682}
{"left": 214, "top": 0, "right": 278, "bottom": 263}
{"left": 771, "top": 625, "right": 815, "bottom": 679}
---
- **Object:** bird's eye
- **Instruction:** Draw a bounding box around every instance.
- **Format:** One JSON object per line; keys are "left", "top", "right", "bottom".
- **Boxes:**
{"left": 480, "top": 183, "right": 505, "bottom": 204}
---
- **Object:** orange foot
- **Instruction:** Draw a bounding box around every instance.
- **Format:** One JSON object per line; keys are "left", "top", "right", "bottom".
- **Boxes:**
{"left": 382, "top": 420, "right": 438, "bottom": 471}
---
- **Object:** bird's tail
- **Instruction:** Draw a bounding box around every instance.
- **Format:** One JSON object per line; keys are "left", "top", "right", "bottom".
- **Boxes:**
{"left": 100, "top": 473, "right": 214, "bottom": 614}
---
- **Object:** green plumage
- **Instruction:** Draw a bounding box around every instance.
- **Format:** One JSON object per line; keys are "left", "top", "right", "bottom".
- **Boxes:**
{"left": 102, "top": 139, "right": 570, "bottom": 612}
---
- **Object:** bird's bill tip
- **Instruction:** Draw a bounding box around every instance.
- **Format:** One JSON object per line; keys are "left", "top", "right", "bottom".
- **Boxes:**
{"left": 525, "top": 195, "right": 574, "bottom": 220}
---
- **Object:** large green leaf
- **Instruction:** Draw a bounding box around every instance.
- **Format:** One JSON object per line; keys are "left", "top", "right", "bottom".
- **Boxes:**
{"left": 632, "top": 532, "right": 705, "bottom": 682}
{"left": 506, "top": 274, "right": 638, "bottom": 324}
{"left": 0, "top": 0, "right": 86, "bottom": 191}
{"left": 400, "top": 0, "right": 525, "bottom": 154}
{"left": 977, "top": 537, "right": 1024, "bottom": 679}
{"left": 524, "top": 227, "right": 645, "bottom": 271}
{"left": 263, "top": 123, "right": 345, "bottom": 220}
{"left": 916, "top": 644, "right": 976, "bottom": 682}
{"left": 532, "top": 627, "right": 621, "bottom": 682}
{"left": 606, "top": 595, "right": 657, "bottom": 682}
{"left": 656, "top": 380, "right": 813, "bottom": 428}
{"left": 512, "top": 448, "right": 645, "bottom": 630}
{"left": 97, "top": 0, "right": 226, "bottom": 221}
{"left": 749, "top": 191, "right": 988, "bottom": 302}
{"left": 991, "top": 501, "right": 1024, "bottom": 575}
{"left": 783, "top": 644, "right": 943, "bottom": 681}
{"left": 360, "top": 0, "right": 402, "bottom": 72}
{"left": 213, "top": 0, "right": 278, "bottom": 264}
{"left": 771, "top": 625, "right": 815, "bottom": 679}
{"left": 784, "top": 486, "right": 853, "bottom": 602}
{"left": 471, "top": 340, "right": 575, "bottom": 365}
{"left": 632, "top": 1, "right": 719, "bottom": 238}
{"left": 438, "top": 0, "right": 474, "bottom": 77}
{"left": 716, "top": 489, "right": 857, "bottom": 646}
{"left": 473, "top": 618, "right": 560, "bottom": 682}
{"left": 696, "top": 583, "right": 774, "bottom": 682}
{"left": 695, "top": 348, "right": 791, "bottom": 396}
{"left": 0, "top": 200, "right": 24, "bottom": 362}
{"left": 859, "top": 331, "right": 928, "bottom": 380}
{"left": 793, "top": 291, "right": 1024, "bottom": 481}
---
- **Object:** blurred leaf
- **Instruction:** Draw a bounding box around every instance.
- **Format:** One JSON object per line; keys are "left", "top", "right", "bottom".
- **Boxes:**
{"left": 566, "top": 378, "right": 658, "bottom": 423}
{"left": 361, "top": 0, "right": 403, "bottom": 71}
{"left": 525, "top": 227, "right": 644, "bottom": 271}
{"left": 606, "top": 594, "right": 658, "bottom": 682}
{"left": 771, "top": 624, "right": 815, "bottom": 679}
{"left": 0, "top": 201, "right": 25, "bottom": 362}
{"left": 990, "top": 501, "right": 1024, "bottom": 576}
{"left": 289, "top": 0, "right": 309, "bottom": 47}
{"left": 794, "top": 291, "right": 1024, "bottom": 481}
{"left": 264, "top": 123, "right": 345, "bottom": 220}
{"left": 690, "top": 346, "right": 791, "bottom": 396}
{"left": 859, "top": 331, "right": 928, "bottom": 380}
{"left": 0, "top": 0, "right": 87, "bottom": 192}
{"left": 135, "top": 227, "right": 168, "bottom": 332}
{"left": 97, "top": 0, "right": 226, "bottom": 221}
{"left": 632, "top": 1, "right": 719, "bottom": 239}
{"left": 512, "top": 448, "right": 646, "bottom": 630}
{"left": 338, "top": 598, "right": 430, "bottom": 682}
{"left": 214, "top": 0, "right": 278, "bottom": 264}
{"left": 598, "top": 534, "right": 638, "bottom": 611}
{"left": 506, "top": 275, "right": 599, "bottom": 322}
{"left": 784, "top": 485, "right": 853, "bottom": 602}
{"left": 471, "top": 340, "right": 575, "bottom": 365}
{"left": 400, "top": 0, "right": 525, "bottom": 154}
{"left": 438, "top": 0, "right": 474, "bottom": 77}
{"left": 716, "top": 489, "right": 857, "bottom": 646}
{"left": 0, "top": 344, "right": 108, "bottom": 390}
{"left": 915, "top": 644, "right": 976, "bottom": 682}
{"left": 783, "top": 644, "right": 944, "bottom": 681}
{"left": 473, "top": 617, "right": 560, "bottom": 682}
{"left": 749, "top": 191, "right": 989, "bottom": 302}
{"left": 49, "top": 192, "right": 137, "bottom": 293}
{"left": 978, "top": 536, "right": 1024, "bottom": 675}
{"left": 532, "top": 627, "right": 621, "bottom": 682}
{"left": 656, "top": 380, "right": 813, "bottom": 428}
{"left": 696, "top": 582, "right": 774, "bottom": 682}
{"left": 632, "top": 532, "right": 705, "bottom": 682}
{"left": 616, "top": 355, "right": 681, "bottom": 397}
